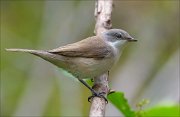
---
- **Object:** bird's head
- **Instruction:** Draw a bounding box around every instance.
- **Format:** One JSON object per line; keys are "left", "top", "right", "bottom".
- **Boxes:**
{"left": 103, "top": 29, "right": 137, "bottom": 49}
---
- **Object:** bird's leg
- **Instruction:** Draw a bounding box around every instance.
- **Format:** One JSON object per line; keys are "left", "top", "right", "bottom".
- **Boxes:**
{"left": 78, "top": 79, "right": 96, "bottom": 94}
{"left": 78, "top": 79, "right": 108, "bottom": 103}
{"left": 106, "top": 71, "right": 116, "bottom": 95}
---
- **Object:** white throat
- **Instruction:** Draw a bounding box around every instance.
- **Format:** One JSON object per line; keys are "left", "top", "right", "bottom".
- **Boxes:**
{"left": 107, "top": 40, "right": 128, "bottom": 52}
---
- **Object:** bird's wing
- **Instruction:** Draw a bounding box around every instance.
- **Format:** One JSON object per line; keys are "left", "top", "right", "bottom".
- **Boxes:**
{"left": 48, "top": 36, "right": 113, "bottom": 58}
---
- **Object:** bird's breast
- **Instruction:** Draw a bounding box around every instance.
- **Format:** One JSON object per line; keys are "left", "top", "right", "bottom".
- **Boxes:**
{"left": 66, "top": 57, "right": 115, "bottom": 79}
{"left": 46, "top": 53, "right": 118, "bottom": 79}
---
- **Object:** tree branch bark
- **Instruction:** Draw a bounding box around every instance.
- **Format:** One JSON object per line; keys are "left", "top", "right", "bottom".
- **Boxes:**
{"left": 89, "top": 0, "right": 113, "bottom": 116}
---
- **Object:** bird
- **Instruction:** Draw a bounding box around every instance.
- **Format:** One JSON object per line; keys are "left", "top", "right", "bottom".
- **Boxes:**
{"left": 6, "top": 29, "right": 137, "bottom": 102}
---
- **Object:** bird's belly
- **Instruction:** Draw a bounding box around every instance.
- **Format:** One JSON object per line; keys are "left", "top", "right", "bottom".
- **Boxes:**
{"left": 65, "top": 57, "right": 114, "bottom": 79}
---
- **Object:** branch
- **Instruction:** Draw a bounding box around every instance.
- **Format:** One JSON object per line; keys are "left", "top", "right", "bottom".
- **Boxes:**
{"left": 89, "top": 0, "right": 113, "bottom": 116}
{"left": 94, "top": 0, "right": 113, "bottom": 34}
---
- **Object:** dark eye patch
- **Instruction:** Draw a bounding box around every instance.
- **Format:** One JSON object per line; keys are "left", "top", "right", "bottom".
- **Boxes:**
{"left": 114, "top": 33, "right": 122, "bottom": 38}
{"left": 106, "top": 31, "right": 123, "bottom": 42}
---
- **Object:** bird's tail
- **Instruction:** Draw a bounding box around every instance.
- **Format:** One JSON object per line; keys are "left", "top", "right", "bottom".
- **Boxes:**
{"left": 6, "top": 48, "right": 66, "bottom": 68}
{"left": 5, "top": 48, "right": 49, "bottom": 56}
{"left": 5, "top": 48, "right": 54, "bottom": 60}
{"left": 6, "top": 48, "right": 41, "bottom": 53}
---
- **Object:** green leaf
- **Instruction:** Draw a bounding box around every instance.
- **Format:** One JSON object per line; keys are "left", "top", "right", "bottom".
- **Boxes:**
{"left": 145, "top": 105, "right": 180, "bottom": 117}
{"left": 85, "top": 79, "right": 93, "bottom": 87}
{"left": 108, "top": 92, "right": 135, "bottom": 117}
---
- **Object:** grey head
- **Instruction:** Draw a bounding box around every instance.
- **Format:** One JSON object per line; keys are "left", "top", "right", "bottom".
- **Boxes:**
{"left": 103, "top": 29, "right": 136, "bottom": 42}
{"left": 102, "top": 29, "right": 137, "bottom": 49}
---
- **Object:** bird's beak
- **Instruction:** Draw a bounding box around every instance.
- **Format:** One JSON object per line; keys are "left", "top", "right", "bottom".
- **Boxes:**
{"left": 127, "top": 37, "right": 137, "bottom": 42}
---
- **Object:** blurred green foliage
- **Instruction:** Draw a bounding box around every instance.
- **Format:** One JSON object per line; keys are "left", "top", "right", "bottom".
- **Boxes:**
{"left": 146, "top": 105, "right": 180, "bottom": 117}
{"left": 108, "top": 92, "right": 179, "bottom": 117}
{"left": 108, "top": 92, "right": 135, "bottom": 117}
{"left": 1, "top": 1, "right": 44, "bottom": 116}
{"left": 1, "top": 0, "right": 179, "bottom": 116}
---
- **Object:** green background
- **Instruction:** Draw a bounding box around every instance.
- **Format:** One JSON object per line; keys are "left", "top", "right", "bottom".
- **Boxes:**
{"left": 1, "top": 1, "right": 179, "bottom": 116}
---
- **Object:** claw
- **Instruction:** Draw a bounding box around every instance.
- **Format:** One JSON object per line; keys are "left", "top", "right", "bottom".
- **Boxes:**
{"left": 88, "top": 92, "right": 108, "bottom": 103}
{"left": 78, "top": 79, "right": 108, "bottom": 103}
{"left": 108, "top": 89, "right": 116, "bottom": 95}
{"left": 88, "top": 95, "right": 94, "bottom": 102}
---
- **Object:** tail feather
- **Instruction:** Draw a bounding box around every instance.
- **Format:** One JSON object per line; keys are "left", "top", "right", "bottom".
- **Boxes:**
{"left": 5, "top": 48, "right": 52, "bottom": 59}
{"left": 6, "top": 48, "right": 67, "bottom": 69}
{"left": 6, "top": 48, "right": 38, "bottom": 53}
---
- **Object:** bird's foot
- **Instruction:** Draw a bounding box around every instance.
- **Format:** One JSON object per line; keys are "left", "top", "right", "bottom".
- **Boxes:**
{"left": 88, "top": 91, "right": 108, "bottom": 103}
{"left": 108, "top": 89, "right": 116, "bottom": 95}
{"left": 78, "top": 79, "right": 108, "bottom": 103}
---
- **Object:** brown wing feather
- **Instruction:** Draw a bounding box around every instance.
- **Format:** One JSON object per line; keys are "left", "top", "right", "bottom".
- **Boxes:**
{"left": 48, "top": 36, "right": 113, "bottom": 58}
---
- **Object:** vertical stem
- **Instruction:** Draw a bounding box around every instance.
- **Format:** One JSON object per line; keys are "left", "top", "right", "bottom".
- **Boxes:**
{"left": 89, "top": 0, "right": 113, "bottom": 116}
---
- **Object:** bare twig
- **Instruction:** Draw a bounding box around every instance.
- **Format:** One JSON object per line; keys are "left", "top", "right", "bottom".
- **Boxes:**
{"left": 94, "top": 0, "right": 113, "bottom": 34}
{"left": 89, "top": 0, "right": 113, "bottom": 116}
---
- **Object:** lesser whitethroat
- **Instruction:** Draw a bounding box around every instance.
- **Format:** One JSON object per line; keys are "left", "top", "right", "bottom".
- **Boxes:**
{"left": 6, "top": 29, "right": 137, "bottom": 102}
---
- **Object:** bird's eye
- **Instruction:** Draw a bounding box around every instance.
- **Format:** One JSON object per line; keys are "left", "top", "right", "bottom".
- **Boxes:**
{"left": 115, "top": 33, "right": 122, "bottom": 38}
